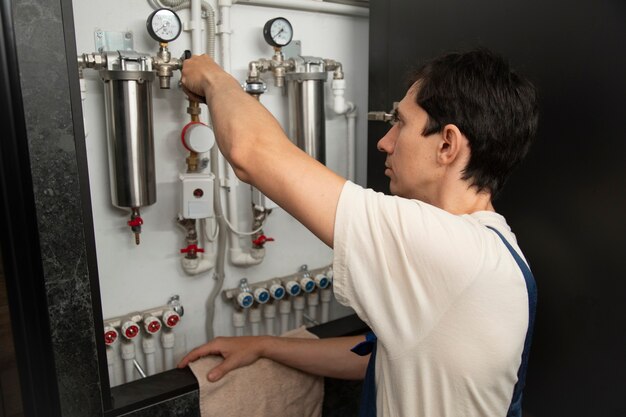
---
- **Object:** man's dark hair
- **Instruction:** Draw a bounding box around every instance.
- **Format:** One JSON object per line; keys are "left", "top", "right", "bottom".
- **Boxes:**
{"left": 411, "top": 48, "right": 539, "bottom": 197}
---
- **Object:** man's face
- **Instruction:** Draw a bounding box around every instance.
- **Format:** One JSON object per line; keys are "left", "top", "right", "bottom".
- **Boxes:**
{"left": 377, "top": 85, "right": 441, "bottom": 201}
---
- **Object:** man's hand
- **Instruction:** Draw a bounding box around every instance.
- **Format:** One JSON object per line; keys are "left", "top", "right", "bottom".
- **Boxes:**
{"left": 178, "top": 335, "right": 369, "bottom": 381}
{"left": 178, "top": 336, "right": 269, "bottom": 382}
{"left": 181, "top": 54, "right": 232, "bottom": 104}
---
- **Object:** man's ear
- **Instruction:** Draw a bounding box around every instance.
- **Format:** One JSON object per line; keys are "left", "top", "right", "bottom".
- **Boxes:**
{"left": 438, "top": 124, "right": 466, "bottom": 166}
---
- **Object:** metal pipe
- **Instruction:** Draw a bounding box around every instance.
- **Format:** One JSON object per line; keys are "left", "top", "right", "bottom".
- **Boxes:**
{"left": 233, "top": 0, "right": 369, "bottom": 17}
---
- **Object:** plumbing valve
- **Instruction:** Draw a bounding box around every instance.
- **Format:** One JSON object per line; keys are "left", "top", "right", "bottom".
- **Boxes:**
{"left": 300, "top": 277, "right": 316, "bottom": 293}
{"left": 253, "top": 288, "right": 270, "bottom": 304}
{"left": 163, "top": 310, "right": 181, "bottom": 328}
{"left": 299, "top": 264, "right": 315, "bottom": 293}
{"left": 180, "top": 244, "right": 204, "bottom": 258}
{"left": 269, "top": 284, "right": 285, "bottom": 300}
{"left": 143, "top": 315, "right": 162, "bottom": 334}
{"left": 127, "top": 208, "right": 143, "bottom": 245}
{"left": 104, "top": 325, "right": 119, "bottom": 346}
{"left": 121, "top": 320, "right": 140, "bottom": 340}
{"left": 236, "top": 292, "right": 254, "bottom": 309}
{"left": 285, "top": 280, "right": 301, "bottom": 297}
{"left": 152, "top": 47, "right": 189, "bottom": 89}
{"left": 252, "top": 234, "right": 275, "bottom": 248}
{"left": 314, "top": 273, "right": 331, "bottom": 289}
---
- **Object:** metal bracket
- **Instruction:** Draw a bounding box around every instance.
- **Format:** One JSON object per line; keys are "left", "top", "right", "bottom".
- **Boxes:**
{"left": 94, "top": 29, "right": 134, "bottom": 52}
{"left": 282, "top": 40, "right": 302, "bottom": 60}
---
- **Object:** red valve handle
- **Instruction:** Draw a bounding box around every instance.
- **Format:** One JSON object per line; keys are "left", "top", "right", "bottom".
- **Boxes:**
{"left": 127, "top": 217, "right": 143, "bottom": 227}
{"left": 104, "top": 330, "right": 118, "bottom": 345}
{"left": 180, "top": 244, "right": 205, "bottom": 254}
{"left": 167, "top": 315, "right": 180, "bottom": 327}
{"left": 252, "top": 234, "right": 275, "bottom": 247}
{"left": 147, "top": 321, "right": 161, "bottom": 333}
{"left": 124, "top": 325, "right": 139, "bottom": 339}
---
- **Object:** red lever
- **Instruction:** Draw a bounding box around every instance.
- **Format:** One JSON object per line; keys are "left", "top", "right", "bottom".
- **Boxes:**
{"left": 252, "top": 234, "right": 275, "bottom": 247}
{"left": 180, "top": 244, "right": 205, "bottom": 254}
{"left": 167, "top": 315, "right": 180, "bottom": 327}
{"left": 104, "top": 330, "right": 118, "bottom": 345}
{"left": 127, "top": 216, "right": 143, "bottom": 227}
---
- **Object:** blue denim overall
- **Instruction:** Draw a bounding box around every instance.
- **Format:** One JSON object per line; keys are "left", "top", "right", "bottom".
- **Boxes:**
{"left": 351, "top": 226, "right": 537, "bottom": 417}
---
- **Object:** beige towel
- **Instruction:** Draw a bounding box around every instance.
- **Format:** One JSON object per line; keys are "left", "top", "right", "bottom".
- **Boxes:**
{"left": 189, "top": 326, "right": 324, "bottom": 417}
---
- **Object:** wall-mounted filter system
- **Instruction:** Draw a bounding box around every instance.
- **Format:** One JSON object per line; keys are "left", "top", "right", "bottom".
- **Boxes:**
{"left": 77, "top": 8, "right": 187, "bottom": 244}
{"left": 245, "top": 17, "right": 346, "bottom": 166}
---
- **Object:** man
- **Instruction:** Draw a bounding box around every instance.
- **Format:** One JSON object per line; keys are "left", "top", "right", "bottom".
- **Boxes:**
{"left": 178, "top": 49, "right": 538, "bottom": 417}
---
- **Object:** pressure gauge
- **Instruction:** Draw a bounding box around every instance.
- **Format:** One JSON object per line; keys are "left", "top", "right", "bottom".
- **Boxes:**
{"left": 147, "top": 8, "right": 182, "bottom": 43}
{"left": 263, "top": 17, "right": 293, "bottom": 48}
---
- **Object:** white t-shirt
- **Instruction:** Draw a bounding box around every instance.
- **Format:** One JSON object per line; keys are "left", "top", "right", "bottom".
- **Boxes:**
{"left": 332, "top": 182, "right": 530, "bottom": 417}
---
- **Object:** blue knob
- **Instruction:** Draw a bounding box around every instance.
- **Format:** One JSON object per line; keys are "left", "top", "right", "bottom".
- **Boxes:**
{"left": 241, "top": 294, "right": 253, "bottom": 308}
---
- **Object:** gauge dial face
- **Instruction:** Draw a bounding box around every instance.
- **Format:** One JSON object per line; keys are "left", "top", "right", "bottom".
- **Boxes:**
{"left": 147, "top": 8, "right": 182, "bottom": 43}
{"left": 263, "top": 17, "right": 293, "bottom": 48}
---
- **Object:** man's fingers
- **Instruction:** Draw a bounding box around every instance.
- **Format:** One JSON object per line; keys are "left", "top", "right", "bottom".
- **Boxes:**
{"left": 181, "top": 85, "right": 206, "bottom": 103}
{"left": 207, "top": 356, "right": 240, "bottom": 382}
{"left": 177, "top": 342, "right": 220, "bottom": 368}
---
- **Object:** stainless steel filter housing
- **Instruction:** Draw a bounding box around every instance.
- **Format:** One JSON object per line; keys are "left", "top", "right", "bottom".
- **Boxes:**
{"left": 100, "top": 52, "right": 156, "bottom": 209}
{"left": 286, "top": 57, "right": 328, "bottom": 164}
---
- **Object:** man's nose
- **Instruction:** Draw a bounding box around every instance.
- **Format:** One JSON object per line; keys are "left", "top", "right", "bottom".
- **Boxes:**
{"left": 377, "top": 125, "right": 396, "bottom": 153}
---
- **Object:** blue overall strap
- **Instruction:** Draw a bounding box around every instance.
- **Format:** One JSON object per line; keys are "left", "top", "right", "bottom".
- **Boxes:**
{"left": 486, "top": 226, "right": 537, "bottom": 417}
{"left": 351, "top": 331, "right": 378, "bottom": 417}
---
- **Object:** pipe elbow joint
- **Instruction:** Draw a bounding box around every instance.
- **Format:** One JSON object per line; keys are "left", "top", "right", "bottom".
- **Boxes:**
{"left": 229, "top": 248, "right": 263, "bottom": 266}
{"left": 181, "top": 253, "right": 216, "bottom": 275}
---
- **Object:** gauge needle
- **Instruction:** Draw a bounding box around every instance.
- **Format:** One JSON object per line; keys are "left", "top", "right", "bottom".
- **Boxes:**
{"left": 273, "top": 28, "right": 284, "bottom": 40}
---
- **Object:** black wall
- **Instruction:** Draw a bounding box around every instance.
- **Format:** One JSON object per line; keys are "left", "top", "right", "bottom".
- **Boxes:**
{"left": 367, "top": 1, "right": 626, "bottom": 416}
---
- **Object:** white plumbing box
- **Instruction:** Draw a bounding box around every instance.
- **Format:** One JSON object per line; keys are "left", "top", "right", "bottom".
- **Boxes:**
{"left": 180, "top": 173, "right": 215, "bottom": 219}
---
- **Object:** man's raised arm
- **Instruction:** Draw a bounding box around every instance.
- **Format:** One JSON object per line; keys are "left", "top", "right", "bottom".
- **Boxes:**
{"left": 181, "top": 55, "right": 346, "bottom": 247}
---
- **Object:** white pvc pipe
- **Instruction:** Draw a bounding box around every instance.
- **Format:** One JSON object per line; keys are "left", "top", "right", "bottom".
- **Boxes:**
{"left": 331, "top": 79, "right": 357, "bottom": 182}
{"left": 142, "top": 336, "right": 157, "bottom": 376}
{"left": 263, "top": 302, "right": 276, "bottom": 335}
{"left": 320, "top": 288, "right": 332, "bottom": 323}
{"left": 279, "top": 299, "right": 291, "bottom": 334}
{"left": 233, "top": 0, "right": 369, "bottom": 17}
{"left": 346, "top": 107, "right": 357, "bottom": 182}
{"left": 106, "top": 346, "right": 116, "bottom": 387}
{"left": 218, "top": 0, "right": 232, "bottom": 73}
{"left": 161, "top": 330, "right": 176, "bottom": 370}
{"left": 233, "top": 310, "right": 246, "bottom": 336}
{"left": 191, "top": 0, "right": 203, "bottom": 54}
{"left": 121, "top": 342, "right": 135, "bottom": 383}
{"left": 293, "top": 296, "right": 305, "bottom": 328}
{"left": 249, "top": 307, "right": 262, "bottom": 336}
{"left": 307, "top": 292, "right": 319, "bottom": 323}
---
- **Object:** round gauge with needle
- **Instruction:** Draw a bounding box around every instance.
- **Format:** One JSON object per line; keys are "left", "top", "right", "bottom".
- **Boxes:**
{"left": 263, "top": 17, "right": 293, "bottom": 48}
{"left": 146, "top": 8, "right": 182, "bottom": 43}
